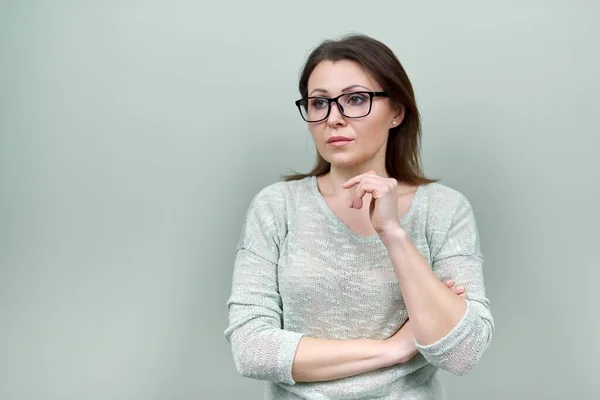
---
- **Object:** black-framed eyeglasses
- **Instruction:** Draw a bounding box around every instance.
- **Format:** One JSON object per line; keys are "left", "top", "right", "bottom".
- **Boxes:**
{"left": 295, "top": 91, "right": 389, "bottom": 123}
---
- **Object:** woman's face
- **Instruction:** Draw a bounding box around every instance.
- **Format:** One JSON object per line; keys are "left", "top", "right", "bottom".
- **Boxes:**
{"left": 305, "top": 60, "right": 402, "bottom": 169}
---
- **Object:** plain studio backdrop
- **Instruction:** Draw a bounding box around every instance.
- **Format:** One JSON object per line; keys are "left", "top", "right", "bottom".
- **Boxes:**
{"left": 1, "top": 1, "right": 598, "bottom": 399}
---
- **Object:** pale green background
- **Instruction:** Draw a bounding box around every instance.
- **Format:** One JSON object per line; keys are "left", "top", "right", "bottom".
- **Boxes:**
{"left": 1, "top": 1, "right": 598, "bottom": 399}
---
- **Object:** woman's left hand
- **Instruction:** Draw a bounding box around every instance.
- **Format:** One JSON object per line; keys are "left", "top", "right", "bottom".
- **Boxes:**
{"left": 342, "top": 170, "right": 401, "bottom": 235}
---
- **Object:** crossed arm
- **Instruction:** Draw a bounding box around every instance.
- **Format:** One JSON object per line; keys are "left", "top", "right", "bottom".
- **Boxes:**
{"left": 224, "top": 186, "right": 494, "bottom": 385}
{"left": 290, "top": 280, "right": 465, "bottom": 382}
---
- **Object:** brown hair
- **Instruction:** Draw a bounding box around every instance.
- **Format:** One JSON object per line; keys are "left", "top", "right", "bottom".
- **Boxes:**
{"left": 283, "top": 34, "right": 437, "bottom": 186}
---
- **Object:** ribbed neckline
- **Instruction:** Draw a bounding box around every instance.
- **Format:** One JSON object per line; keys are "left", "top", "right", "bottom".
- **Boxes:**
{"left": 307, "top": 175, "right": 423, "bottom": 243}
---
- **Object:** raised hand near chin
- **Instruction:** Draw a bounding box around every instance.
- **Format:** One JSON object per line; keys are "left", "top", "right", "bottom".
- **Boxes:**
{"left": 342, "top": 170, "right": 401, "bottom": 235}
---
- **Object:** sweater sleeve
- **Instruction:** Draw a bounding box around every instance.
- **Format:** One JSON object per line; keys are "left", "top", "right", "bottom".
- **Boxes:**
{"left": 223, "top": 184, "right": 304, "bottom": 385}
{"left": 414, "top": 194, "right": 495, "bottom": 376}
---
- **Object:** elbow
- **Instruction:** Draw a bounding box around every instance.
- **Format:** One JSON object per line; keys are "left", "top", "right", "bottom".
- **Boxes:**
{"left": 443, "top": 319, "right": 494, "bottom": 376}
{"left": 416, "top": 304, "right": 495, "bottom": 376}
{"left": 225, "top": 321, "right": 274, "bottom": 381}
{"left": 447, "top": 358, "right": 478, "bottom": 376}
{"left": 225, "top": 323, "right": 303, "bottom": 385}
{"left": 232, "top": 348, "right": 253, "bottom": 379}
{"left": 445, "top": 348, "right": 486, "bottom": 376}
{"left": 230, "top": 341, "right": 263, "bottom": 380}
{"left": 228, "top": 332, "right": 300, "bottom": 384}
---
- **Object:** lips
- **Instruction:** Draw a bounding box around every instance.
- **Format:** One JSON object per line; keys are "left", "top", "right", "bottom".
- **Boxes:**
{"left": 327, "top": 136, "right": 353, "bottom": 144}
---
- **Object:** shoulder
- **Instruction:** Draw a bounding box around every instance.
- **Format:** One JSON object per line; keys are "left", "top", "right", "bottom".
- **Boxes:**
{"left": 245, "top": 176, "right": 313, "bottom": 221}
{"left": 417, "top": 181, "right": 477, "bottom": 229}
{"left": 420, "top": 182, "right": 471, "bottom": 208}
{"left": 250, "top": 180, "right": 288, "bottom": 206}
{"left": 249, "top": 177, "right": 312, "bottom": 207}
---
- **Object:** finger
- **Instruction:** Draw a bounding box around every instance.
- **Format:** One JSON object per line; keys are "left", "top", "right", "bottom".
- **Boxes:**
{"left": 342, "top": 170, "right": 378, "bottom": 189}
{"left": 349, "top": 182, "right": 369, "bottom": 209}
{"left": 459, "top": 293, "right": 467, "bottom": 299}
{"left": 343, "top": 174, "right": 366, "bottom": 190}
{"left": 444, "top": 280, "right": 455, "bottom": 287}
{"left": 351, "top": 181, "right": 388, "bottom": 209}
{"left": 355, "top": 183, "right": 372, "bottom": 209}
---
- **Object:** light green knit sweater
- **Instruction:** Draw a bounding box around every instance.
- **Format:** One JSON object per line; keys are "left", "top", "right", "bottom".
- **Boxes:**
{"left": 224, "top": 175, "right": 494, "bottom": 399}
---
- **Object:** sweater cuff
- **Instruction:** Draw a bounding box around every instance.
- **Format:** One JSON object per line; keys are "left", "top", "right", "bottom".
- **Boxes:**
{"left": 277, "top": 331, "right": 305, "bottom": 385}
{"left": 414, "top": 300, "right": 472, "bottom": 359}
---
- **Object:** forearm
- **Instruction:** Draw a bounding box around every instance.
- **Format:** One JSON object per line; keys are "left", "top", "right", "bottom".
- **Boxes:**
{"left": 291, "top": 329, "right": 414, "bottom": 383}
{"left": 380, "top": 228, "right": 467, "bottom": 346}
{"left": 291, "top": 336, "right": 391, "bottom": 382}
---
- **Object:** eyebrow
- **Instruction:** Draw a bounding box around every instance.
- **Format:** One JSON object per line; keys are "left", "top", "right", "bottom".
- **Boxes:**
{"left": 309, "top": 84, "right": 372, "bottom": 96}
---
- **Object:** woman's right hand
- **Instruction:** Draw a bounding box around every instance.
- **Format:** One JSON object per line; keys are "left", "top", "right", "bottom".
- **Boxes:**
{"left": 384, "top": 280, "right": 466, "bottom": 365}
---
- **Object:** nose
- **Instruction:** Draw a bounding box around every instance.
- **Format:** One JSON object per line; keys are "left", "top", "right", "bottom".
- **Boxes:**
{"left": 327, "top": 100, "right": 346, "bottom": 126}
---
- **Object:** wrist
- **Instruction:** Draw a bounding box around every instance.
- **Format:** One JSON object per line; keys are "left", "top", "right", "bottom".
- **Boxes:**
{"left": 388, "top": 336, "right": 418, "bottom": 365}
{"left": 379, "top": 225, "right": 409, "bottom": 247}
{"left": 377, "top": 339, "right": 400, "bottom": 368}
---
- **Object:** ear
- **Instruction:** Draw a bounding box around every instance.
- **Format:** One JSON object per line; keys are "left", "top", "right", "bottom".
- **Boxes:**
{"left": 394, "top": 104, "right": 406, "bottom": 125}
{"left": 391, "top": 105, "right": 406, "bottom": 127}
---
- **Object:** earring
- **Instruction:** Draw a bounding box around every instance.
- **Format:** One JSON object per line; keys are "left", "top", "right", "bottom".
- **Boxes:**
{"left": 391, "top": 121, "right": 396, "bottom": 126}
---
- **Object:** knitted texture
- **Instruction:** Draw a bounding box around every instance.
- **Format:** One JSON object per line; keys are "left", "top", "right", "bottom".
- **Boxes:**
{"left": 224, "top": 176, "right": 494, "bottom": 399}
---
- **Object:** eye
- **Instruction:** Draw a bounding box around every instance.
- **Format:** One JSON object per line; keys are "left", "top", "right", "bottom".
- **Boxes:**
{"left": 311, "top": 98, "right": 329, "bottom": 109}
{"left": 346, "top": 94, "right": 368, "bottom": 105}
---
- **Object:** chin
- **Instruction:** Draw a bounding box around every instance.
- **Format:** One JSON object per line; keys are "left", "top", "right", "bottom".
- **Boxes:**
{"left": 323, "top": 152, "right": 366, "bottom": 168}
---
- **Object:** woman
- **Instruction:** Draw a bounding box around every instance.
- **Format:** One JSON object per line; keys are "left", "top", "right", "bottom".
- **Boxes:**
{"left": 224, "top": 34, "right": 494, "bottom": 399}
